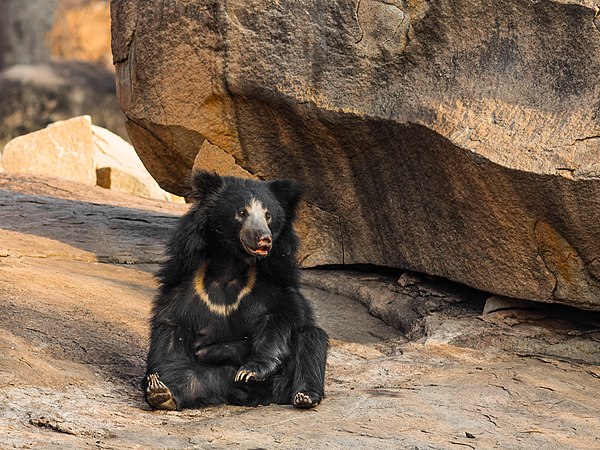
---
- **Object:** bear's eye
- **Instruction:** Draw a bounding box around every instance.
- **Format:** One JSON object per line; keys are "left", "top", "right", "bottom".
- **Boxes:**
{"left": 236, "top": 208, "right": 247, "bottom": 219}
{"left": 265, "top": 211, "right": 271, "bottom": 222}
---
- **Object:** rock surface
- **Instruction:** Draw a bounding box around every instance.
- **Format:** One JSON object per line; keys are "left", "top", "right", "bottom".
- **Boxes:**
{"left": 92, "top": 124, "right": 184, "bottom": 202}
{"left": 0, "top": 173, "right": 599, "bottom": 449}
{"left": 2, "top": 116, "right": 96, "bottom": 185}
{"left": 1, "top": 116, "right": 182, "bottom": 202}
{"left": 112, "top": 0, "right": 600, "bottom": 310}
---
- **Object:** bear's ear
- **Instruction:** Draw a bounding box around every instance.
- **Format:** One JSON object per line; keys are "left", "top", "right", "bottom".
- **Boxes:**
{"left": 191, "top": 170, "right": 223, "bottom": 203}
{"left": 269, "top": 178, "right": 303, "bottom": 218}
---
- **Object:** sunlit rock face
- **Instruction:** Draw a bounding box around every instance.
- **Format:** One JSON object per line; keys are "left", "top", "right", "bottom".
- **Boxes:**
{"left": 111, "top": 0, "right": 600, "bottom": 310}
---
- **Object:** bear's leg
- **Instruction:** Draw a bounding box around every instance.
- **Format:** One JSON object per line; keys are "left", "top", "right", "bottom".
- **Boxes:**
{"left": 273, "top": 326, "right": 329, "bottom": 408}
{"left": 143, "top": 361, "right": 238, "bottom": 410}
{"left": 234, "top": 314, "right": 291, "bottom": 383}
{"left": 292, "top": 326, "right": 329, "bottom": 408}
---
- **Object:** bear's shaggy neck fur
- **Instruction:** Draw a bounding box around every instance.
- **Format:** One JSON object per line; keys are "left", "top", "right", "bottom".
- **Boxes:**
{"left": 194, "top": 261, "right": 257, "bottom": 316}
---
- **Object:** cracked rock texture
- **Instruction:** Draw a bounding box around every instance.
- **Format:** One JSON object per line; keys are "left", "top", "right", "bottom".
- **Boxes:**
{"left": 111, "top": 0, "right": 600, "bottom": 310}
{"left": 1, "top": 174, "right": 599, "bottom": 449}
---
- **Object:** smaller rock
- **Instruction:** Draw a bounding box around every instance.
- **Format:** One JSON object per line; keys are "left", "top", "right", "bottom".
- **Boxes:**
{"left": 2, "top": 116, "right": 96, "bottom": 185}
{"left": 96, "top": 167, "right": 155, "bottom": 199}
{"left": 92, "top": 125, "right": 183, "bottom": 202}
{"left": 483, "top": 296, "right": 542, "bottom": 315}
{"left": 397, "top": 271, "right": 423, "bottom": 287}
{"left": 193, "top": 140, "right": 254, "bottom": 179}
{"left": 302, "top": 269, "right": 481, "bottom": 336}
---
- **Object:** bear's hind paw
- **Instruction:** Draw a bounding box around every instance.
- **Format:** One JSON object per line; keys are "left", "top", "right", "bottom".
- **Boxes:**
{"left": 145, "top": 373, "right": 177, "bottom": 411}
{"left": 292, "top": 390, "right": 321, "bottom": 409}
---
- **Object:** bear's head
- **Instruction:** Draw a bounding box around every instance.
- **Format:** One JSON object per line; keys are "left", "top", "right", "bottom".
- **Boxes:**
{"left": 191, "top": 170, "right": 302, "bottom": 260}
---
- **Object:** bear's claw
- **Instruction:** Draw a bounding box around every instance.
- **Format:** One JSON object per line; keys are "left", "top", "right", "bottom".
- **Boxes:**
{"left": 235, "top": 368, "right": 258, "bottom": 383}
{"left": 145, "top": 373, "right": 177, "bottom": 411}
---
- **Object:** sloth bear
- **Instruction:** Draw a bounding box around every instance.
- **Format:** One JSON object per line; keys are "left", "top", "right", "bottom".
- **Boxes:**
{"left": 143, "top": 170, "right": 329, "bottom": 410}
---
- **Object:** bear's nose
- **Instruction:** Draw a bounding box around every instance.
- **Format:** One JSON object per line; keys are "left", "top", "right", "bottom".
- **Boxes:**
{"left": 258, "top": 235, "right": 272, "bottom": 246}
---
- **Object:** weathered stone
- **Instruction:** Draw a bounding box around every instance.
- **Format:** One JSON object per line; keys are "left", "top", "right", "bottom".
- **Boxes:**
{"left": 2, "top": 116, "right": 180, "bottom": 202}
{"left": 2, "top": 116, "right": 96, "bottom": 185}
{"left": 193, "top": 140, "right": 253, "bottom": 179}
{"left": 397, "top": 271, "right": 423, "bottom": 287}
{"left": 111, "top": 0, "right": 600, "bottom": 310}
{"left": 93, "top": 124, "right": 184, "bottom": 202}
{"left": 96, "top": 166, "right": 151, "bottom": 198}
{"left": 302, "top": 269, "right": 484, "bottom": 335}
{"left": 0, "top": 174, "right": 187, "bottom": 264}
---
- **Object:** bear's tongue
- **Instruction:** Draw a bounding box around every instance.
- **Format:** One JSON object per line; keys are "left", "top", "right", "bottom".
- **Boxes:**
{"left": 255, "top": 245, "right": 269, "bottom": 256}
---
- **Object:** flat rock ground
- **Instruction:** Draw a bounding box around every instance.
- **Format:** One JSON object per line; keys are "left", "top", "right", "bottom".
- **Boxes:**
{"left": 0, "top": 174, "right": 598, "bottom": 450}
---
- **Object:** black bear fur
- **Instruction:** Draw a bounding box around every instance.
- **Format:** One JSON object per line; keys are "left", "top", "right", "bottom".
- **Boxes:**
{"left": 143, "top": 171, "right": 329, "bottom": 409}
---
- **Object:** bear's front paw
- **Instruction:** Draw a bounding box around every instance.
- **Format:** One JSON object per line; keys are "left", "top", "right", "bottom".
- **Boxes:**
{"left": 234, "top": 362, "right": 276, "bottom": 383}
{"left": 235, "top": 365, "right": 264, "bottom": 383}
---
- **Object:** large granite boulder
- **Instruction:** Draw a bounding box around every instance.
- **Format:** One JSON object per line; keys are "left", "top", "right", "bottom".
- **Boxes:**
{"left": 111, "top": 0, "right": 600, "bottom": 310}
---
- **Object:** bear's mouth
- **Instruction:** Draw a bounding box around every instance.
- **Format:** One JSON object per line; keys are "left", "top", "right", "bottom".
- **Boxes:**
{"left": 242, "top": 241, "right": 272, "bottom": 258}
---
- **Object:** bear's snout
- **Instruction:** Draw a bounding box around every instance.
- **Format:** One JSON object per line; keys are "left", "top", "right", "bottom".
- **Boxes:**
{"left": 241, "top": 231, "right": 272, "bottom": 257}
{"left": 239, "top": 198, "right": 274, "bottom": 258}
{"left": 240, "top": 217, "right": 273, "bottom": 257}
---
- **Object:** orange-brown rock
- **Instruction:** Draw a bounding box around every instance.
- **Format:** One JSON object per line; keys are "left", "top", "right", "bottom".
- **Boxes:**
{"left": 111, "top": 0, "right": 600, "bottom": 310}
{"left": 92, "top": 124, "right": 184, "bottom": 202}
{"left": 193, "top": 140, "right": 253, "bottom": 179}
{"left": 2, "top": 116, "right": 96, "bottom": 185}
{"left": 2, "top": 116, "right": 182, "bottom": 202}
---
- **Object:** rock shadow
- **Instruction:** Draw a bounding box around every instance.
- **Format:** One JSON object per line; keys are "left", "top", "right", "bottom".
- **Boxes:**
{"left": 0, "top": 185, "right": 181, "bottom": 266}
